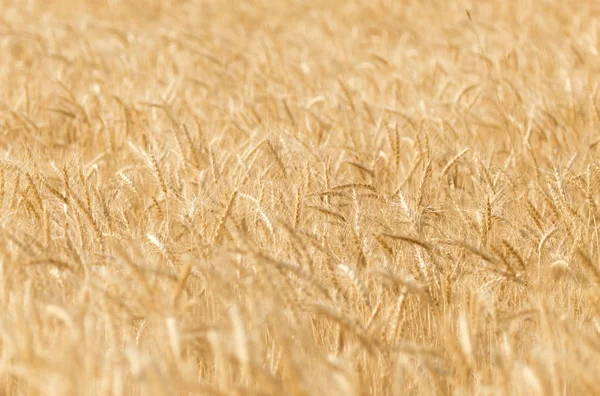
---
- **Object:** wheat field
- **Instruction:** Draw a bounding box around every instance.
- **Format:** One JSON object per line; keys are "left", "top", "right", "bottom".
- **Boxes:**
{"left": 1, "top": 0, "right": 600, "bottom": 395}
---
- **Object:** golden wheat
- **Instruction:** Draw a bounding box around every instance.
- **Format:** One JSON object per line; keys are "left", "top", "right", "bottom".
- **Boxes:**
{"left": 1, "top": 0, "right": 600, "bottom": 395}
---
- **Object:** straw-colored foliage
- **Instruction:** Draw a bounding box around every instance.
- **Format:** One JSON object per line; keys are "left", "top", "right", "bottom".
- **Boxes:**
{"left": 1, "top": 0, "right": 599, "bottom": 394}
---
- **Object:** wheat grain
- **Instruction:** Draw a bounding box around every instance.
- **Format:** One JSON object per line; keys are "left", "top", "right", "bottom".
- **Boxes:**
{"left": 441, "top": 148, "right": 470, "bottom": 179}
{"left": 0, "top": 3, "right": 597, "bottom": 395}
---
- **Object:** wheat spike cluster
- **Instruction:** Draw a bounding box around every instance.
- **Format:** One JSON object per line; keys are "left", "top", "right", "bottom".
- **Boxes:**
{"left": 0, "top": 0, "right": 599, "bottom": 395}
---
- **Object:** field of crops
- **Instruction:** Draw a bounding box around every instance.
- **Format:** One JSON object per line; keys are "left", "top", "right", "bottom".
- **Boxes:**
{"left": 1, "top": 1, "right": 600, "bottom": 394}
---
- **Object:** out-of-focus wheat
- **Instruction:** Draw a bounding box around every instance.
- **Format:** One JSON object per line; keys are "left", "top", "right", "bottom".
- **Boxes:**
{"left": 0, "top": 0, "right": 599, "bottom": 395}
